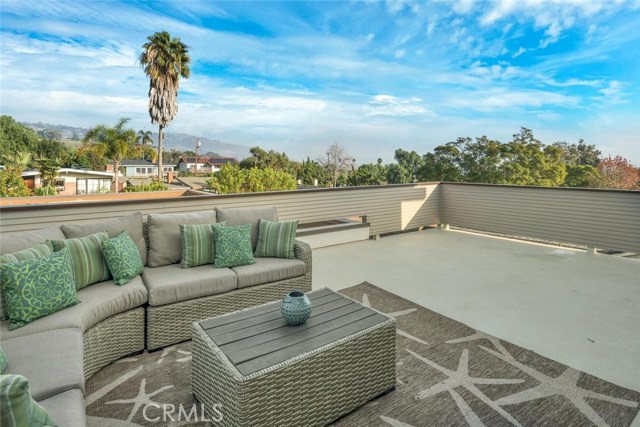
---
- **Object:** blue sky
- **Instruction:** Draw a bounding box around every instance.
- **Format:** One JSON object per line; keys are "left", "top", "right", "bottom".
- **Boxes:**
{"left": 1, "top": 0, "right": 639, "bottom": 164}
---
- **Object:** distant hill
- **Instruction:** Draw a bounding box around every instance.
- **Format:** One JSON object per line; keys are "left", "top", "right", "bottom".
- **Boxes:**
{"left": 20, "top": 121, "right": 250, "bottom": 159}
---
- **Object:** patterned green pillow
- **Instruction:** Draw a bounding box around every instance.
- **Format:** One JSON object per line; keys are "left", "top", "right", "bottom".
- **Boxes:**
{"left": 0, "top": 242, "right": 53, "bottom": 321}
{"left": 0, "top": 347, "right": 7, "bottom": 374}
{"left": 0, "top": 374, "right": 57, "bottom": 427}
{"left": 0, "top": 247, "right": 79, "bottom": 331}
{"left": 180, "top": 222, "right": 226, "bottom": 269}
{"left": 255, "top": 219, "right": 299, "bottom": 259}
{"left": 101, "top": 231, "right": 144, "bottom": 286}
{"left": 50, "top": 231, "right": 110, "bottom": 290}
{"left": 211, "top": 223, "right": 255, "bottom": 268}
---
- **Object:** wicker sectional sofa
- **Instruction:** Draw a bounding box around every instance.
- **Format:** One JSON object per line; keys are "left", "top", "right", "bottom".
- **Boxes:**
{"left": 0, "top": 207, "right": 312, "bottom": 427}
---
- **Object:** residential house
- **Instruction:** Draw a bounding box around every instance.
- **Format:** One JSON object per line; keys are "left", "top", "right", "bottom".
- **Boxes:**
{"left": 106, "top": 160, "right": 175, "bottom": 178}
{"left": 176, "top": 156, "right": 237, "bottom": 174}
{"left": 21, "top": 168, "right": 114, "bottom": 195}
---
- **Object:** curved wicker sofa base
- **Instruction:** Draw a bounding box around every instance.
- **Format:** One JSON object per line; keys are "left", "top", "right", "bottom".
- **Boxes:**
{"left": 147, "top": 275, "right": 312, "bottom": 351}
{"left": 83, "top": 307, "right": 146, "bottom": 381}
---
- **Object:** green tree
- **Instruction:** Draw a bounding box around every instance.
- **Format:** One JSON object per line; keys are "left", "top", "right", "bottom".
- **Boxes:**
{"left": 299, "top": 158, "right": 329, "bottom": 186}
{"left": 1, "top": 152, "right": 31, "bottom": 174}
{"left": 33, "top": 138, "right": 71, "bottom": 167}
{"left": 83, "top": 118, "right": 139, "bottom": 193}
{"left": 0, "top": 115, "right": 40, "bottom": 160}
{"left": 139, "top": 31, "right": 191, "bottom": 181}
{"left": 501, "top": 128, "right": 566, "bottom": 186}
{"left": 419, "top": 143, "right": 464, "bottom": 182}
{"left": 564, "top": 165, "right": 600, "bottom": 187}
{"left": 206, "top": 164, "right": 296, "bottom": 194}
{"left": 459, "top": 136, "right": 503, "bottom": 183}
{"left": 553, "top": 140, "right": 601, "bottom": 167}
{"left": 33, "top": 156, "right": 61, "bottom": 188}
{"left": 392, "top": 149, "right": 423, "bottom": 183}
{"left": 0, "top": 169, "right": 31, "bottom": 197}
{"left": 348, "top": 162, "right": 386, "bottom": 186}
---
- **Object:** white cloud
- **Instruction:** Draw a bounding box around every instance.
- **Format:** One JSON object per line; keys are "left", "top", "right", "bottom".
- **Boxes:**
{"left": 445, "top": 88, "right": 580, "bottom": 111}
{"left": 513, "top": 47, "right": 527, "bottom": 58}
{"left": 394, "top": 49, "right": 406, "bottom": 59}
{"left": 364, "top": 95, "right": 433, "bottom": 117}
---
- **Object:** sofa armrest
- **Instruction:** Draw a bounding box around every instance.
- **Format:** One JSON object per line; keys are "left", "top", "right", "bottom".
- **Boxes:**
{"left": 294, "top": 239, "right": 312, "bottom": 272}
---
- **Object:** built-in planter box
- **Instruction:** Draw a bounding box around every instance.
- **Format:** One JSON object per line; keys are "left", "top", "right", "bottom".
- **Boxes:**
{"left": 296, "top": 217, "right": 370, "bottom": 249}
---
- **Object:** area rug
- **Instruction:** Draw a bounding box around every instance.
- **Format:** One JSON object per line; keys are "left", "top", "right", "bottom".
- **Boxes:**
{"left": 86, "top": 282, "right": 640, "bottom": 427}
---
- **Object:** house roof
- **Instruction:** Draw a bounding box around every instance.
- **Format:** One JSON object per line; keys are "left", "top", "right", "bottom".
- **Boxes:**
{"left": 177, "top": 156, "right": 237, "bottom": 166}
{"left": 111, "top": 160, "right": 174, "bottom": 167}
{"left": 21, "top": 168, "right": 115, "bottom": 178}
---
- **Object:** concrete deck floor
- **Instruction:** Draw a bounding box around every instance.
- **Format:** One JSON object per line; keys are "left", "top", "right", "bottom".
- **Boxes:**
{"left": 312, "top": 228, "right": 640, "bottom": 394}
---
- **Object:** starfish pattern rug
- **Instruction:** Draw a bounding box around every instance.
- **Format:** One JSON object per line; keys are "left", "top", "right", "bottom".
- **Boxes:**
{"left": 86, "top": 282, "right": 640, "bottom": 427}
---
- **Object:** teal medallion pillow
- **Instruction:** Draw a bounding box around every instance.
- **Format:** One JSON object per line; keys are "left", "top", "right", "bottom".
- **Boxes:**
{"left": 180, "top": 222, "right": 225, "bottom": 269}
{"left": 211, "top": 223, "right": 255, "bottom": 268}
{"left": 101, "top": 231, "right": 144, "bottom": 286}
{"left": 0, "top": 247, "right": 79, "bottom": 330}
{"left": 0, "top": 374, "right": 57, "bottom": 427}
{"left": 0, "top": 347, "right": 7, "bottom": 374}
{"left": 50, "top": 231, "right": 110, "bottom": 290}
{"left": 255, "top": 219, "right": 299, "bottom": 259}
{"left": 0, "top": 242, "right": 53, "bottom": 321}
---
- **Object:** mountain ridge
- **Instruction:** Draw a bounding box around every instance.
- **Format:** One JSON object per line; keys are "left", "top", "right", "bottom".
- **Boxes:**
{"left": 21, "top": 121, "right": 250, "bottom": 159}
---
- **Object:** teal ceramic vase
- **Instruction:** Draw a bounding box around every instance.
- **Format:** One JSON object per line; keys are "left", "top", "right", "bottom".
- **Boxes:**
{"left": 281, "top": 291, "right": 312, "bottom": 325}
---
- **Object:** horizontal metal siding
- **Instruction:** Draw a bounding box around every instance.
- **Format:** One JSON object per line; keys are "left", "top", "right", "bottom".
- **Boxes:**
{"left": 441, "top": 184, "right": 640, "bottom": 252}
{"left": 0, "top": 184, "right": 441, "bottom": 238}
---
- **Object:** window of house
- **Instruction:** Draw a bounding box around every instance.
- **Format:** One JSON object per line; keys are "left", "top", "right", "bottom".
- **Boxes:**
{"left": 76, "top": 179, "right": 112, "bottom": 194}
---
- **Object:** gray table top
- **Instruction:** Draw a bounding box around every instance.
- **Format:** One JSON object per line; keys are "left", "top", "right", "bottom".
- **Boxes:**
{"left": 199, "top": 288, "right": 389, "bottom": 376}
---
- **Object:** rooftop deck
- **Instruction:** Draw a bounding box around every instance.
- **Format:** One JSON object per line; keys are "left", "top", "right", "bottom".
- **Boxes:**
{"left": 313, "top": 228, "right": 640, "bottom": 393}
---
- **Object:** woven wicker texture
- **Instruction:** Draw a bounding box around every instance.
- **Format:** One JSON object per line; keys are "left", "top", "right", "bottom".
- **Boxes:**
{"left": 192, "top": 316, "right": 396, "bottom": 427}
{"left": 146, "top": 240, "right": 312, "bottom": 350}
{"left": 83, "top": 307, "right": 145, "bottom": 381}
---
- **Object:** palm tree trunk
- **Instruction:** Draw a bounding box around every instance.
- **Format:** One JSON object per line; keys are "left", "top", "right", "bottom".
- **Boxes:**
{"left": 114, "top": 160, "right": 120, "bottom": 193}
{"left": 157, "top": 124, "right": 164, "bottom": 182}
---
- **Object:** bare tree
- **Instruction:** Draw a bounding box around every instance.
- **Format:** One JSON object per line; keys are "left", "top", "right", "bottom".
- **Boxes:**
{"left": 319, "top": 143, "right": 354, "bottom": 187}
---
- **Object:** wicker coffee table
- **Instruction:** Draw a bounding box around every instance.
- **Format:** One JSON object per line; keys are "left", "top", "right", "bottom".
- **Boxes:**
{"left": 191, "top": 288, "right": 396, "bottom": 427}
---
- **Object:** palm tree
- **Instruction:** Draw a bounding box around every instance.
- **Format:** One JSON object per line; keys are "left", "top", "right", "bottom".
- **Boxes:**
{"left": 83, "top": 118, "right": 138, "bottom": 193}
{"left": 136, "top": 130, "right": 154, "bottom": 160}
{"left": 2, "top": 151, "right": 31, "bottom": 174}
{"left": 139, "top": 31, "right": 191, "bottom": 181}
{"left": 136, "top": 130, "right": 153, "bottom": 146}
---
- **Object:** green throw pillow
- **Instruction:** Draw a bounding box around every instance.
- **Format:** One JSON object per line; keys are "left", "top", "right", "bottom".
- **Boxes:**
{"left": 211, "top": 223, "right": 255, "bottom": 268}
{"left": 0, "top": 247, "right": 79, "bottom": 331}
{"left": 50, "top": 231, "right": 110, "bottom": 290}
{"left": 0, "top": 347, "right": 7, "bottom": 374}
{"left": 0, "top": 242, "right": 53, "bottom": 321}
{"left": 0, "top": 374, "right": 57, "bottom": 427}
{"left": 180, "top": 222, "right": 226, "bottom": 269}
{"left": 255, "top": 219, "right": 299, "bottom": 259}
{"left": 101, "top": 231, "right": 144, "bottom": 286}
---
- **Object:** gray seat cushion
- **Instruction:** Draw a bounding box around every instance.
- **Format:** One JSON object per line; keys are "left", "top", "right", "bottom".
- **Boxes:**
{"left": 38, "top": 388, "right": 86, "bottom": 427}
{"left": 0, "top": 276, "right": 148, "bottom": 340}
{"left": 232, "top": 257, "right": 306, "bottom": 289}
{"left": 62, "top": 211, "right": 148, "bottom": 266}
{"left": 142, "top": 264, "right": 237, "bottom": 306}
{"left": 2, "top": 328, "right": 84, "bottom": 400}
{"left": 0, "top": 225, "right": 65, "bottom": 255}
{"left": 147, "top": 210, "right": 217, "bottom": 267}
{"left": 215, "top": 206, "right": 278, "bottom": 251}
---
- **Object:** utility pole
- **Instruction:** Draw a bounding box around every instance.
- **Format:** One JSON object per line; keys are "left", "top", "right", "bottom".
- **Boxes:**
{"left": 195, "top": 138, "right": 201, "bottom": 175}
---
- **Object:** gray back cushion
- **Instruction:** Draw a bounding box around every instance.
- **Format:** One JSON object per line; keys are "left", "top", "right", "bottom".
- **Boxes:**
{"left": 0, "top": 225, "right": 65, "bottom": 255}
{"left": 147, "top": 210, "right": 217, "bottom": 267}
{"left": 61, "top": 212, "right": 148, "bottom": 266}
{"left": 215, "top": 207, "right": 278, "bottom": 251}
